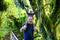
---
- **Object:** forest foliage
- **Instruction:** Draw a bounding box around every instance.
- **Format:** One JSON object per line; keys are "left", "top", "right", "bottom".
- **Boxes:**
{"left": 0, "top": 0, "right": 60, "bottom": 40}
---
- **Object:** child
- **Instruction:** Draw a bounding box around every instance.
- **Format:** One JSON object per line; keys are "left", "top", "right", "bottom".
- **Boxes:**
{"left": 25, "top": 6, "right": 37, "bottom": 16}
{"left": 20, "top": 16, "right": 37, "bottom": 40}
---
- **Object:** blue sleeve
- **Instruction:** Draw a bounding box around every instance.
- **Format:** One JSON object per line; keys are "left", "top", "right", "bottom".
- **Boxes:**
{"left": 33, "top": 10, "right": 37, "bottom": 15}
{"left": 25, "top": 8, "right": 29, "bottom": 15}
{"left": 33, "top": 23, "right": 35, "bottom": 27}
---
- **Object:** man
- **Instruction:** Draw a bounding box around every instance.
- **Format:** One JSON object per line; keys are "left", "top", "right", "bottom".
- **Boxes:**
{"left": 20, "top": 16, "right": 37, "bottom": 40}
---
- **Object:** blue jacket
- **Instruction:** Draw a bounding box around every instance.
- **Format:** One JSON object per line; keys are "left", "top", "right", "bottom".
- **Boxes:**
{"left": 23, "top": 23, "right": 34, "bottom": 40}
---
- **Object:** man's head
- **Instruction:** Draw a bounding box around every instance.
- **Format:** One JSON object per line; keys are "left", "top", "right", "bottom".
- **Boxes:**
{"left": 27, "top": 16, "right": 33, "bottom": 24}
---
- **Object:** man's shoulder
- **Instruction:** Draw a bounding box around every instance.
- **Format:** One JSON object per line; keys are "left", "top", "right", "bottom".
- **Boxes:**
{"left": 22, "top": 22, "right": 27, "bottom": 26}
{"left": 22, "top": 22, "right": 35, "bottom": 26}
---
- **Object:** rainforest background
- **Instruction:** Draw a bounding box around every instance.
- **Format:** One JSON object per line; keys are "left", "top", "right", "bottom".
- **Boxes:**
{"left": 0, "top": 0, "right": 60, "bottom": 40}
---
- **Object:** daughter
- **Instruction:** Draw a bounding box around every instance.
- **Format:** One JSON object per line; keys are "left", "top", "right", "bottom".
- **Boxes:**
{"left": 25, "top": 6, "right": 37, "bottom": 16}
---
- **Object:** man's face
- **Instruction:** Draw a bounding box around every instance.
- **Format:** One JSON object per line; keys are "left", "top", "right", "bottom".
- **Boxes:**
{"left": 28, "top": 16, "right": 33, "bottom": 24}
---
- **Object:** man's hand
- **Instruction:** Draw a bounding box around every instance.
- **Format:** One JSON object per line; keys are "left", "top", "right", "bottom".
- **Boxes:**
{"left": 34, "top": 27, "right": 38, "bottom": 32}
{"left": 20, "top": 28, "right": 23, "bottom": 32}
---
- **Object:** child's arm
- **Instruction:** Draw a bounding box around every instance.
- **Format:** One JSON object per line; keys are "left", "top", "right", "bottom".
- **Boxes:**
{"left": 25, "top": 5, "right": 29, "bottom": 13}
{"left": 33, "top": 8, "right": 38, "bottom": 15}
